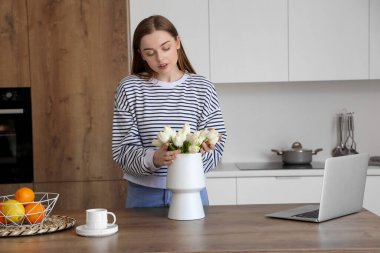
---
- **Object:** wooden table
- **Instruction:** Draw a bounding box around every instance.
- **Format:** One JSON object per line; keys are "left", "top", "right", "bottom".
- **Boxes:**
{"left": 3, "top": 205, "right": 380, "bottom": 252}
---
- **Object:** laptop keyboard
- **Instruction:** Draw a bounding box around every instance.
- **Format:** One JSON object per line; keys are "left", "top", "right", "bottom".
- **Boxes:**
{"left": 292, "top": 209, "right": 319, "bottom": 219}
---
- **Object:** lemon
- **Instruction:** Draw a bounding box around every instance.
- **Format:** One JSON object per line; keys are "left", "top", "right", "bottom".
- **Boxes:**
{"left": 2, "top": 199, "right": 25, "bottom": 223}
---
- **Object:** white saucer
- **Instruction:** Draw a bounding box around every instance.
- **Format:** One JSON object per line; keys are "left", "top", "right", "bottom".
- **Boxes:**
{"left": 76, "top": 224, "right": 118, "bottom": 237}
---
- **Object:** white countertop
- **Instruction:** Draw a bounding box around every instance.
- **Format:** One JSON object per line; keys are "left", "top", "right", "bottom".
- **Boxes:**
{"left": 207, "top": 163, "right": 380, "bottom": 178}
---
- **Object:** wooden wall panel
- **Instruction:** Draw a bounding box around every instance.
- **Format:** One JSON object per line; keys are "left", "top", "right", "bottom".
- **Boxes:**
{"left": 28, "top": 0, "right": 129, "bottom": 183}
{"left": 1, "top": 0, "right": 130, "bottom": 209}
{"left": 34, "top": 180, "right": 128, "bottom": 211}
{"left": 0, "top": 0, "right": 31, "bottom": 194}
{"left": 0, "top": 183, "right": 34, "bottom": 196}
{"left": 0, "top": 0, "right": 30, "bottom": 87}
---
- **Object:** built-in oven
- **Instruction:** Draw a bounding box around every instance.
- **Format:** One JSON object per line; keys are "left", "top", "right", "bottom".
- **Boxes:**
{"left": 0, "top": 87, "right": 33, "bottom": 183}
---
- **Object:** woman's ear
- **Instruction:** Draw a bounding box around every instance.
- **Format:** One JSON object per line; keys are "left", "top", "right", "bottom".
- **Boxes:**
{"left": 176, "top": 36, "right": 181, "bottom": 50}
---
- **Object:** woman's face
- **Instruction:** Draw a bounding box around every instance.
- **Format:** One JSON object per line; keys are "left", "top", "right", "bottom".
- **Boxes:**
{"left": 139, "top": 30, "right": 181, "bottom": 81}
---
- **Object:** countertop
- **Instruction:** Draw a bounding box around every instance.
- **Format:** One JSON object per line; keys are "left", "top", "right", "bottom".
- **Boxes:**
{"left": 207, "top": 162, "right": 380, "bottom": 178}
{"left": 3, "top": 205, "right": 380, "bottom": 253}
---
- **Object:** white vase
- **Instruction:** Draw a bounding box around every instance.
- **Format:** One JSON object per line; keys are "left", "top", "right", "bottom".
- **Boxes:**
{"left": 166, "top": 153, "right": 206, "bottom": 220}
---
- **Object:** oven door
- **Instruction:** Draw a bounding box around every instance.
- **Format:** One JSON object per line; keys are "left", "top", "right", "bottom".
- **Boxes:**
{"left": 0, "top": 107, "right": 33, "bottom": 183}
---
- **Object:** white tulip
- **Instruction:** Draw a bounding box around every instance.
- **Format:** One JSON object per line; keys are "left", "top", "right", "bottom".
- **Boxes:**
{"left": 189, "top": 144, "right": 200, "bottom": 153}
{"left": 163, "top": 126, "right": 176, "bottom": 139}
{"left": 172, "top": 133, "right": 186, "bottom": 147}
{"left": 180, "top": 131, "right": 188, "bottom": 142}
{"left": 182, "top": 123, "right": 191, "bottom": 135}
{"left": 154, "top": 123, "right": 220, "bottom": 154}
{"left": 197, "top": 130, "right": 207, "bottom": 144}
{"left": 186, "top": 132, "right": 202, "bottom": 146}
{"left": 178, "top": 123, "right": 190, "bottom": 139}
{"left": 186, "top": 132, "right": 193, "bottom": 142}
{"left": 157, "top": 131, "right": 171, "bottom": 143}
{"left": 207, "top": 129, "right": 219, "bottom": 145}
{"left": 200, "top": 129, "right": 209, "bottom": 138}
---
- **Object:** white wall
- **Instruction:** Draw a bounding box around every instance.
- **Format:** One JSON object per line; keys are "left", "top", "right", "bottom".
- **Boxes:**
{"left": 216, "top": 80, "right": 380, "bottom": 163}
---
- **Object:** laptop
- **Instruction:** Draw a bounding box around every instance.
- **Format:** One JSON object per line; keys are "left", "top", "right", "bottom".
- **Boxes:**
{"left": 266, "top": 153, "right": 369, "bottom": 223}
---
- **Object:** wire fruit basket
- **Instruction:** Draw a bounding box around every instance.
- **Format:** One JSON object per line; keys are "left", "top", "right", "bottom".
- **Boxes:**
{"left": 0, "top": 192, "right": 59, "bottom": 227}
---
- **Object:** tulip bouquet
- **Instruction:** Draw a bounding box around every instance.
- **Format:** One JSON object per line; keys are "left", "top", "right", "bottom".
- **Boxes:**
{"left": 152, "top": 123, "right": 220, "bottom": 153}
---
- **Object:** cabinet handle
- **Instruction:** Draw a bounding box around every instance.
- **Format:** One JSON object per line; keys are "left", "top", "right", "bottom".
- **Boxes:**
{"left": 275, "top": 176, "right": 302, "bottom": 179}
{"left": 0, "top": 109, "right": 24, "bottom": 114}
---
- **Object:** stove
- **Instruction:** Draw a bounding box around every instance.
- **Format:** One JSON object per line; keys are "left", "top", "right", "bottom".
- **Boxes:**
{"left": 235, "top": 162, "right": 325, "bottom": 170}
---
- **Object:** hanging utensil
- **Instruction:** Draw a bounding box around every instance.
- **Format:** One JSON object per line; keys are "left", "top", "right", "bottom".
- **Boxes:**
{"left": 332, "top": 113, "right": 346, "bottom": 157}
{"left": 343, "top": 112, "right": 358, "bottom": 155}
{"left": 342, "top": 113, "right": 350, "bottom": 155}
{"left": 348, "top": 113, "right": 358, "bottom": 154}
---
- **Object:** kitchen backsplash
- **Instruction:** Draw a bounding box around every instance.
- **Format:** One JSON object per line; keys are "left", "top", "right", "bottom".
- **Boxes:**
{"left": 216, "top": 79, "right": 380, "bottom": 163}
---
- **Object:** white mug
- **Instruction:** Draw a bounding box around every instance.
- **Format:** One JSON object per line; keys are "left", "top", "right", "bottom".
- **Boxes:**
{"left": 86, "top": 208, "right": 116, "bottom": 230}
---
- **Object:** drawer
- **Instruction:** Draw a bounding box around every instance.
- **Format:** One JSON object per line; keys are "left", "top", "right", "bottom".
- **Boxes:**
{"left": 363, "top": 176, "right": 380, "bottom": 216}
{"left": 206, "top": 178, "right": 237, "bottom": 205}
{"left": 237, "top": 176, "right": 323, "bottom": 204}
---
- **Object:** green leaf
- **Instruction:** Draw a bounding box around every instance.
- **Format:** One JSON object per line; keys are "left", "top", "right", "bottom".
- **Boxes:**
{"left": 167, "top": 143, "right": 177, "bottom": 151}
{"left": 181, "top": 140, "right": 191, "bottom": 153}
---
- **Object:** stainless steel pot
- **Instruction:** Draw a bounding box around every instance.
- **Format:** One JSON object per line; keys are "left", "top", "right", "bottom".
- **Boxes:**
{"left": 271, "top": 141, "right": 323, "bottom": 164}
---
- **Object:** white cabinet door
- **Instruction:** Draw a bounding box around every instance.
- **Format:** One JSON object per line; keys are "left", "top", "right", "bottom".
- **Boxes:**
{"left": 206, "top": 178, "right": 237, "bottom": 205}
{"left": 209, "top": 0, "right": 288, "bottom": 83}
{"left": 370, "top": 0, "right": 380, "bottom": 79}
{"left": 363, "top": 176, "right": 380, "bottom": 216}
{"left": 237, "top": 176, "right": 323, "bottom": 204}
{"left": 289, "top": 0, "right": 369, "bottom": 81}
{"left": 128, "top": 0, "right": 210, "bottom": 78}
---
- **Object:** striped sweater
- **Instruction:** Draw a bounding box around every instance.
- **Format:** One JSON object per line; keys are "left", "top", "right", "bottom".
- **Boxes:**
{"left": 112, "top": 73, "right": 227, "bottom": 188}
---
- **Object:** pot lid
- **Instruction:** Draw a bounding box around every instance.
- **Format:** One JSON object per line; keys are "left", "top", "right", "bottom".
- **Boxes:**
{"left": 286, "top": 142, "right": 312, "bottom": 152}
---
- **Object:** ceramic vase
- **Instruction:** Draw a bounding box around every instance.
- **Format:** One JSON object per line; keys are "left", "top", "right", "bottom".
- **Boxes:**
{"left": 166, "top": 153, "right": 206, "bottom": 220}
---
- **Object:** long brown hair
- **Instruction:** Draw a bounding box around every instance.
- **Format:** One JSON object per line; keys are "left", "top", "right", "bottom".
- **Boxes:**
{"left": 131, "top": 15, "right": 196, "bottom": 79}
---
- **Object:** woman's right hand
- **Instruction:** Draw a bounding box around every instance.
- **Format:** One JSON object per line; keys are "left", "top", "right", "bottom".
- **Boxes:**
{"left": 153, "top": 143, "right": 180, "bottom": 167}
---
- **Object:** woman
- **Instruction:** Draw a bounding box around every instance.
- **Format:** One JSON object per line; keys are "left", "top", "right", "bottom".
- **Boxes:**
{"left": 112, "top": 15, "right": 227, "bottom": 208}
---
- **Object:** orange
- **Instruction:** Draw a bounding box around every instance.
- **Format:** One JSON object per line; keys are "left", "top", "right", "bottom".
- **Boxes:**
{"left": 15, "top": 187, "right": 35, "bottom": 203}
{"left": 25, "top": 203, "right": 45, "bottom": 224}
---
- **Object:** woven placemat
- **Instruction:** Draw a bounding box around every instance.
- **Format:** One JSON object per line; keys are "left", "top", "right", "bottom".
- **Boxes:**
{"left": 0, "top": 215, "right": 76, "bottom": 237}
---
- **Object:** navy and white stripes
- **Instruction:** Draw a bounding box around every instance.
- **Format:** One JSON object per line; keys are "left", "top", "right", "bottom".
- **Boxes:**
{"left": 112, "top": 74, "right": 227, "bottom": 187}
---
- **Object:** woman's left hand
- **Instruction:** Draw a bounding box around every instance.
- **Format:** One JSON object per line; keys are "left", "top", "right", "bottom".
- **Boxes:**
{"left": 200, "top": 141, "right": 215, "bottom": 154}
{"left": 200, "top": 134, "right": 222, "bottom": 154}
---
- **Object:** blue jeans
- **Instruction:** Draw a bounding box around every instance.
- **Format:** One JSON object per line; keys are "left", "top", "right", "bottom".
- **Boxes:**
{"left": 126, "top": 181, "right": 209, "bottom": 208}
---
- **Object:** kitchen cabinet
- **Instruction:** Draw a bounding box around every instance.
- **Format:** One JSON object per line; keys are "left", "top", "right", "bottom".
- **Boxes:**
{"left": 363, "top": 176, "right": 380, "bottom": 216}
{"left": 0, "top": 0, "right": 30, "bottom": 87}
{"left": 128, "top": 0, "right": 210, "bottom": 78}
{"left": 206, "top": 178, "right": 237, "bottom": 205}
{"left": 207, "top": 164, "right": 380, "bottom": 216}
{"left": 29, "top": 0, "right": 128, "bottom": 184}
{"left": 128, "top": 0, "right": 377, "bottom": 83}
{"left": 209, "top": 0, "right": 288, "bottom": 83}
{"left": 370, "top": 0, "right": 380, "bottom": 79}
{"left": 289, "top": 0, "right": 369, "bottom": 81}
{"left": 207, "top": 175, "right": 325, "bottom": 206}
{"left": 237, "top": 176, "right": 323, "bottom": 204}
